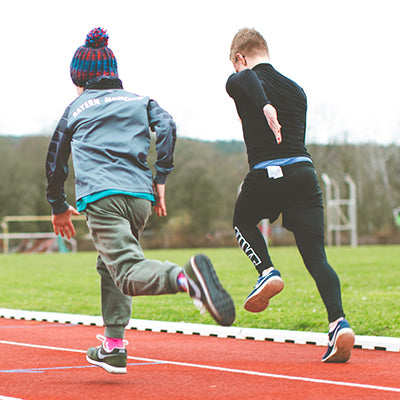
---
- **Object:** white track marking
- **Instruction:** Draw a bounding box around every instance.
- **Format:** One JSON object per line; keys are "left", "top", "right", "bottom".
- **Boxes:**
{"left": 0, "top": 340, "right": 399, "bottom": 394}
{"left": 0, "top": 340, "right": 85, "bottom": 353}
{"left": 0, "top": 396, "right": 26, "bottom": 400}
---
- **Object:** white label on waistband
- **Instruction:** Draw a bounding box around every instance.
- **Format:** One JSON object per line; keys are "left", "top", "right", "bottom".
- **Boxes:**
{"left": 267, "top": 166, "right": 283, "bottom": 179}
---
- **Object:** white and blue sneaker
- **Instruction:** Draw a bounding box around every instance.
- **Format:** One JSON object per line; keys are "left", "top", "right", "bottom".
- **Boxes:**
{"left": 244, "top": 267, "right": 284, "bottom": 313}
{"left": 322, "top": 318, "right": 355, "bottom": 363}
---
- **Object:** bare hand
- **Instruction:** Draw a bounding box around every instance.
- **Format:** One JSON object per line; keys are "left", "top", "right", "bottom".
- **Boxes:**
{"left": 153, "top": 183, "right": 167, "bottom": 217}
{"left": 52, "top": 206, "right": 80, "bottom": 239}
{"left": 263, "top": 104, "right": 282, "bottom": 144}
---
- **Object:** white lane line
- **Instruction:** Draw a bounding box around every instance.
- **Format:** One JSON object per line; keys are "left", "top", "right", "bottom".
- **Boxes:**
{"left": 0, "top": 340, "right": 85, "bottom": 353}
{"left": 0, "top": 340, "right": 399, "bottom": 394}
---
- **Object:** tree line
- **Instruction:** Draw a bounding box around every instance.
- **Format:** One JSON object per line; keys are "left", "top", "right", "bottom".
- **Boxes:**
{"left": 0, "top": 135, "right": 399, "bottom": 251}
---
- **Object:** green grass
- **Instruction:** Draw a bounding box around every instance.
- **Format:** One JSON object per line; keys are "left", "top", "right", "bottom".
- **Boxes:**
{"left": 1, "top": 246, "right": 399, "bottom": 337}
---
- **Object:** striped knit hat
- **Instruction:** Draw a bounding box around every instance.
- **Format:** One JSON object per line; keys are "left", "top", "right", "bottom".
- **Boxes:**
{"left": 70, "top": 28, "right": 118, "bottom": 87}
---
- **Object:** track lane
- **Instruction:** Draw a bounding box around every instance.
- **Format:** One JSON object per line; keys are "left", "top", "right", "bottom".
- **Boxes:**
{"left": 1, "top": 318, "right": 399, "bottom": 400}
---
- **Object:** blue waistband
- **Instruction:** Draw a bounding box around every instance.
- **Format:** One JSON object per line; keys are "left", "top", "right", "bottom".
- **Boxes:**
{"left": 77, "top": 190, "right": 155, "bottom": 212}
{"left": 253, "top": 156, "right": 312, "bottom": 169}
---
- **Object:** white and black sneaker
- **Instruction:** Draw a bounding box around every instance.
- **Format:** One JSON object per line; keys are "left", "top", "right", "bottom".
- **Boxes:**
{"left": 183, "top": 254, "right": 235, "bottom": 326}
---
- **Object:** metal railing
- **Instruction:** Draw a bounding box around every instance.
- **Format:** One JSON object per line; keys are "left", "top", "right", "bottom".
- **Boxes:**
{"left": 321, "top": 173, "right": 357, "bottom": 247}
{"left": 0, "top": 215, "right": 86, "bottom": 254}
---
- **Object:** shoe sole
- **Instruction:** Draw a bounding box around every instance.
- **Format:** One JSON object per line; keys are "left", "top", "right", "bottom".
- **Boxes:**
{"left": 322, "top": 328, "right": 355, "bottom": 363}
{"left": 86, "top": 355, "right": 127, "bottom": 374}
{"left": 244, "top": 276, "right": 284, "bottom": 313}
{"left": 190, "top": 255, "right": 235, "bottom": 326}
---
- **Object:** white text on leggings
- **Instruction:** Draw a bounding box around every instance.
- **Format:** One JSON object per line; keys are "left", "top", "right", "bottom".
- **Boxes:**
{"left": 234, "top": 226, "right": 262, "bottom": 267}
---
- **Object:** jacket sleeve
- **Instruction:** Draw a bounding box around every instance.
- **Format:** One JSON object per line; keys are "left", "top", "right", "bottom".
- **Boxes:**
{"left": 226, "top": 69, "right": 271, "bottom": 110}
{"left": 45, "top": 106, "right": 72, "bottom": 215}
{"left": 147, "top": 100, "right": 177, "bottom": 184}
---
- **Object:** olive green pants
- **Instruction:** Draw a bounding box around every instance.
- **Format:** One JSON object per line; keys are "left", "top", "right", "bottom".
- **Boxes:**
{"left": 84, "top": 195, "right": 182, "bottom": 338}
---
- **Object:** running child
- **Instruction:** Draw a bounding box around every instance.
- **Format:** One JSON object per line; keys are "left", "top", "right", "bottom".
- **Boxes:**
{"left": 46, "top": 27, "right": 235, "bottom": 374}
{"left": 226, "top": 27, "right": 354, "bottom": 363}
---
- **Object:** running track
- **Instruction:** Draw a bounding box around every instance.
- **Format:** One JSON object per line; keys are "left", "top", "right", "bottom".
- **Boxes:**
{"left": 0, "top": 315, "right": 399, "bottom": 399}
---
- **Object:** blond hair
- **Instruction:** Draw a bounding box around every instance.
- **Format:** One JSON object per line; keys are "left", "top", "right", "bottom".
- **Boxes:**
{"left": 229, "top": 28, "right": 269, "bottom": 63}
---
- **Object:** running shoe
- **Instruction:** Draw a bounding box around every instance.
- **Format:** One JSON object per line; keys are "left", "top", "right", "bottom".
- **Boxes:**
{"left": 183, "top": 254, "right": 235, "bottom": 326}
{"left": 321, "top": 319, "right": 355, "bottom": 363}
{"left": 86, "top": 334, "right": 128, "bottom": 374}
{"left": 244, "top": 268, "right": 284, "bottom": 312}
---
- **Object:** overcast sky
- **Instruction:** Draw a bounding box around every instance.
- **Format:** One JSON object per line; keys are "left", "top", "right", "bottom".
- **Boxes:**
{"left": 1, "top": 0, "right": 399, "bottom": 144}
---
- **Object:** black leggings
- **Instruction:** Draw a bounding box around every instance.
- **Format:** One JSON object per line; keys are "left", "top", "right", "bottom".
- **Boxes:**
{"left": 294, "top": 231, "right": 344, "bottom": 322}
{"left": 233, "top": 164, "right": 345, "bottom": 322}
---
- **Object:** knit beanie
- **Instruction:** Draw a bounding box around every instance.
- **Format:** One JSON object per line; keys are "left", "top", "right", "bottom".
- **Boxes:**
{"left": 70, "top": 27, "right": 118, "bottom": 87}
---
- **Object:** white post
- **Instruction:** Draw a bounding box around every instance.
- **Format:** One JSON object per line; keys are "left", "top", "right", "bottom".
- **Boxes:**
{"left": 345, "top": 175, "right": 358, "bottom": 247}
{"left": 321, "top": 173, "right": 333, "bottom": 246}
{"left": 322, "top": 173, "right": 357, "bottom": 247}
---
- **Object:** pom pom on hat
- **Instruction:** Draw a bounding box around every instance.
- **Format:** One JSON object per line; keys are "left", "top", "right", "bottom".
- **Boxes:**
{"left": 85, "top": 27, "right": 109, "bottom": 48}
{"left": 70, "top": 27, "right": 118, "bottom": 87}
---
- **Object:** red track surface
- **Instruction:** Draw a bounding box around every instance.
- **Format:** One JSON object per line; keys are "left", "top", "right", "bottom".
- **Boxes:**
{"left": 0, "top": 318, "right": 399, "bottom": 400}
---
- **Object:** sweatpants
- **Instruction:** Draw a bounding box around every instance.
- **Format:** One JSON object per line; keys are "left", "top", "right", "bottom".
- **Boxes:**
{"left": 233, "top": 162, "right": 344, "bottom": 323}
{"left": 84, "top": 195, "right": 182, "bottom": 338}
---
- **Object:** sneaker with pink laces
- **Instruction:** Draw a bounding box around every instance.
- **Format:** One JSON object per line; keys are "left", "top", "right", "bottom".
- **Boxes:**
{"left": 86, "top": 334, "right": 128, "bottom": 374}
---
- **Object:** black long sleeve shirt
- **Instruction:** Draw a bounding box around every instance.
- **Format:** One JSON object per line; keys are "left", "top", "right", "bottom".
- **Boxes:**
{"left": 226, "top": 63, "right": 310, "bottom": 168}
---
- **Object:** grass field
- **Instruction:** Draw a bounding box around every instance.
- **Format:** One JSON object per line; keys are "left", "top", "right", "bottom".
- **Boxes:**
{"left": 1, "top": 246, "right": 399, "bottom": 337}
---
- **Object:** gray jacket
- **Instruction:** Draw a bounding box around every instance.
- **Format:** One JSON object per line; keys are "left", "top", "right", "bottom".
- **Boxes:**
{"left": 46, "top": 78, "right": 176, "bottom": 215}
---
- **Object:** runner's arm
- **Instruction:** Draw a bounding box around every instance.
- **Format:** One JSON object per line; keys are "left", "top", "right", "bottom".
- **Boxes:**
{"left": 226, "top": 70, "right": 281, "bottom": 143}
{"left": 45, "top": 106, "right": 72, "bottom": 215}
{"left": 147, "top": 100, "right": 177, "bottom": 185}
